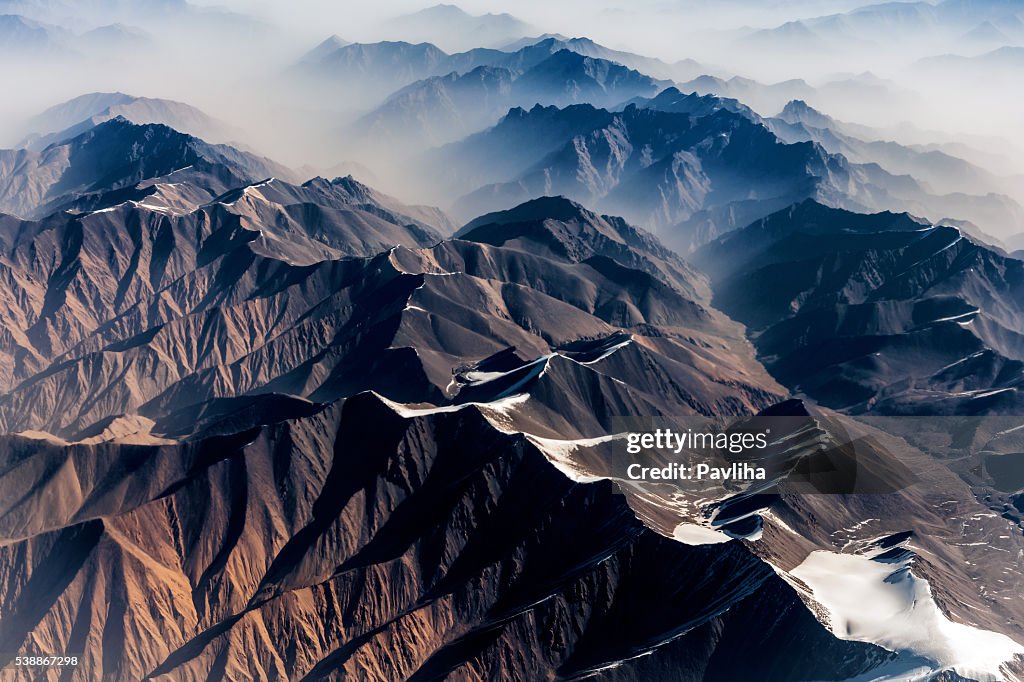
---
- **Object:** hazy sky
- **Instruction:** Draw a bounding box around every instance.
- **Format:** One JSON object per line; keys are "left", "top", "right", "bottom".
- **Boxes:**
{"left": 191, "top": 0, "right": 884, "bottom": 62}
{"left": 1, "top": 0, "right": 1021, "bottom": 179}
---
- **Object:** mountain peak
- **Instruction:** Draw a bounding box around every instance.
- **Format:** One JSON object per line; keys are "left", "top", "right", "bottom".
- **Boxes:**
{"left": 627, "top": 86, "right": 758, "bottom": 120}
{"left": 454, "top": 196, "right": 708, "bottom": 304}
{"left": 459, "top": 196, "right": 591, "bottom": 233}
{"left": 778, "top": 99, "right": 835, "bottom": 129}
{"left": 302, "top": 34, "right": 350, "bottom": 63}
{"left": 417, "top": 4, "right": 470, "bottom": 17}
{"left": 0, "top": 116, "right": 298, "bottom": 219}
{"left": 17, "top": 91, "right": 234, "bottom": 151}
{"left": 328, "top": 174, "right": 375, "bottom": 200}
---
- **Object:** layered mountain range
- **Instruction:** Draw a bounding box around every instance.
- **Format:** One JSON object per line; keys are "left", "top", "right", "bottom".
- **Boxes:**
{"left": 0, "top": 13, "right": 149, "bottom": 57}
{"left": 769, "top": 99, "right": 1024, "bottom": 212}
{"left": 286, "top": 31, "right": 1024, "bottom": 254}
{"left": 14, "top": 92, "right": 236, "bottom": 151}
{"left": 0, "top": 112, "right": 1023, "bottom": 681}
{"left": 420, "top": 91, "right": 1023, "bottom": 253}
{"left": 382, "top": 3, "right": 536, "bottom": 52}
{"left": 697, "top": 200, "right": 1024, "bottom": 414}
{"left": 355, "top": 49, "right": 667, "bottom": 149}
{"left": 4, "top": 4, "right": 1024, "bottom": 681}
{"left": 743, "top": 0, "right": 1024, "bottom": 56}
{"left": 294, "top": 35, "right": 704, "bottom": 107}
{"left": 0, "top": 0, "right": 258, "bottom": 59}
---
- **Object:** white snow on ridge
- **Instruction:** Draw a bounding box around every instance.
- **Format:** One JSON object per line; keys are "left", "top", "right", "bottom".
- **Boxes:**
{"left": 88, "top": 202, "right": 128, "bottom": 214}
{"left": 929, "top": 309, "right": 978, "bottom": 324}
{"left": 461, "top": 370, "right": 507, "bottom": 383}
{"left": 936, "top": 350, "right": 986, "bottom": 373}
{"left": 672, "top": 522, "right": 731, "bottom": 545}
{"left": 373, "top": 391, "right": 530, "bottom": 418}
{"left": 87, "top": 199, "right": 174, "bottom": 216}
{"left": 223, "top": 179, "right": 277, "bottom": 206}
{"left": 525, "top": 433, "right": 619, "bottom": 484}
{"left": 790, "top": 550, "right": 1024, "bottom": 682}
{"left": 373, "top": 392, "right": 620, "bottom": 485}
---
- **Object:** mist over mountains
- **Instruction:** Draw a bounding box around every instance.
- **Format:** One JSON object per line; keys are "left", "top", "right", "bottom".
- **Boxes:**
{"left": 3, "top": 1, "right": 1024, "bottom": 681}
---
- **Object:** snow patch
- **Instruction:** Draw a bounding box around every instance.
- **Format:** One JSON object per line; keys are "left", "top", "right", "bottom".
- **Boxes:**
{"left": 929, "top": 309, "right": 978, "bottom": 324}
{"left": 373, "top": 392, "right": 530, "bottom": 418}
{"left": 790, "top": 550, "right": 1024, "bottom": 682}
{"left": 672, "top": 522, "right": 731, "bottom": 545}
{"left": 936, "top": 350, "right": 986, "bottom": 373}
{"left": 524, "top": 433, "right": 619, "bottom": 483}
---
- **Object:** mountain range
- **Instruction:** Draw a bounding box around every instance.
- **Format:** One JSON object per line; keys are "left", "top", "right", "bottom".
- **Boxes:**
{"left": 768, "top": 99, "right": 1024, "bottom": 235}
{"left": 294, "top": 35, "right": 708, "bottom": 107}
{"left": 4, "top": 4, "right": 1024, "bottom": 680}
{"left": 420, "top": 91, "right": 1024, "bottom": 253}
{"left": 354, "top": 49, "right": 667, "bottom": 149}
{"left": 0, "top": 0, "right": 257, "bottom": 38}
{"left": 676, "top": 70, "right": 917, "bottom": 124}
{"left": 745, "top": 0, "right": 1024, "bottom": 52}
{"left": 0, "top": 11, "right": 165, "bottom": 58}
{"left": 1, "top": 117, "right": 1022, "bottom": 679}
{"left": 383, "top": 3, "right": 535, "bottom": 52}
{"left": 697, "top": 200, "right": 1024, "bottom": 414}
{"left": 14, "top": 91, "right": 235, "bottom": 150}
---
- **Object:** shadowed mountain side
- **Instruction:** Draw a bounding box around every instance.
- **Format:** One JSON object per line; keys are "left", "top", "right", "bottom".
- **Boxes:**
{"left": 695, "top": 200, "right": 1024, "bottom": 414}
{"left": 1, "top": 351, "right": 1020, "bottom": 680}
{"left": 0, "top": 394, "right": 892, "bottom": 681}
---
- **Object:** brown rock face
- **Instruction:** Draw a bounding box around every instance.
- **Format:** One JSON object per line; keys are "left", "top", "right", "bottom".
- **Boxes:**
{"left": 0, "top": 395, "right": 890, "bottom": 681}
{"left": 1, "top": 162, "right": 1020, "bottom": 681}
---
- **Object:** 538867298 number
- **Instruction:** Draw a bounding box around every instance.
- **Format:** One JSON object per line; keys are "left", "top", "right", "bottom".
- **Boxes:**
{"left": 12, "top": 655, "right": 79, "bottom": 667}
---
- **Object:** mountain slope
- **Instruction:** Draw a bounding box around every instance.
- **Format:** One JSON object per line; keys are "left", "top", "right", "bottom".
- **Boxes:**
{"left": 0, "top": 118, "right": 296, "bottom": 219}
{"left": 696, "top": 200, "right": 1024, "bottom": 414}
{"left": 291, "top": 40, "right": 451, "bottom": 102}
{"left": 0, "top": 392, "right": 898, "bottom": 681}
{"left": 1, "top": 191, "right": 1023, "bottom": 680}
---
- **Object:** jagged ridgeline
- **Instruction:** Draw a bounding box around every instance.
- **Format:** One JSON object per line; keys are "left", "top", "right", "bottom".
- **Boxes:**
{"left": 2, "top": 12, "right": 1024, "bottom": 680}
